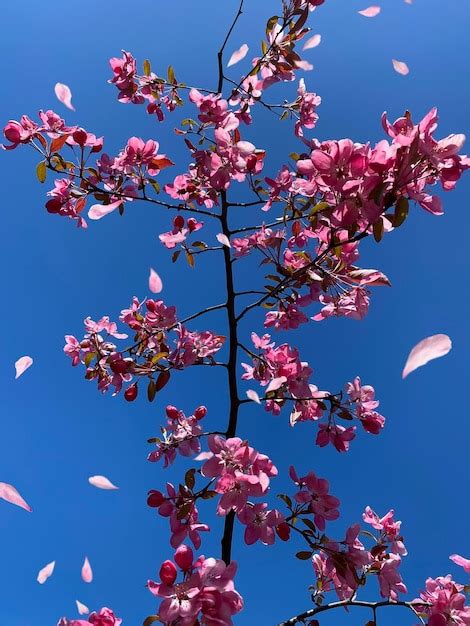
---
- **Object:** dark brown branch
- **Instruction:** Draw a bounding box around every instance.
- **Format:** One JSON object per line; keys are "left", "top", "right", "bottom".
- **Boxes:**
{"left": 217, "top": 0, "right": 245, "bottom": 93}
{"left": 219, "top": 189, "right": 241, "bottom": 565}
{"left": 278, "top": 598, "right": 427, "bottom": 626}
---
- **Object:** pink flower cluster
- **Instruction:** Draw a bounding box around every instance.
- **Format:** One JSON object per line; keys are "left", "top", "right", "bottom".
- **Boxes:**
{"left": 148, "top": 545, "right": 243, "bottom": 625}
{"left": 312, "top": 507, "right": 408, "bottom": 603}
{"left": 201, "top": 435, "right": 279, "bottom": 519}
{"left": 109, "top": 50, "right": 183, "bottom": 120}
{"left": 159, "top": 215, "right": 203, "bottom": 249}
{"left": 164, "top": 89, "right": 265, "bottom": 207}
{"left": 414, "top": 576, "right": 470, "bottom": 625}
{"left": 64, "top": 298, "right": 224, "bottom": 397}
{"left": 148, "top": 482, "right": 210, "bottom": 549}
{"left": 57, "top": 608, "right": 121, "bottom": 626}
{"left": 289, "top": 466, "right": 340, "bottom": 531}
{"left": 242, "top": 334, "right": 384, "bottom": 450}
{"left": 148, "top": 404, "right": 207, "bottom": 467}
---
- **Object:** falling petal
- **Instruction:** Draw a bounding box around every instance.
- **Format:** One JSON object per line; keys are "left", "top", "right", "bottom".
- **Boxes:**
{"left": 347, "top": 268, "right": 391, "bottom": 287}
{"left": 149, "top": 268, "right": 163, "bottom": 294}
{"left": 216, "top": 233, "right": 231, "bottom": 248}
{"left": 246, "top": 389, "right": 261, "bottom": 404}
{"left": 0, "top": 482, "right": 32, "bottom": 511}
{"left": 81, "top": 557, "right": 93, "bottom": 583}
{"left": 358, "top": 6, "right": 381, "bottom": 17}
{"left": 303, "top": 34, "right": 322, "bottom": 50}
{"left": 449, "top": 554, "right": 470, "bottom": 574}
{"left": 194, "top": 451, "right": 213, "bottom": 461}
{"left": 402, "top": 334, "right": 452, "bottom": 379}
{"left": 392, "top": 59, "right": 410, "bottom": 75}
{"left": 15, "top": 356, "right": 33, "bottom": 379}
{"left": 37, "top": 561, "right": 55, "bottom": 584}
{"left": 76, "top": 600, "right": 90, "bottom": 615}
{"left": 88, "top": 475, "right": 119, "bottom": 490}
{"left": 88, "top": 200, "right": 123, "bottom": 220}
{"left": 227, "top": 44, "right": 249, "bottom": 67}
{"left": 295, "top": 60, "right": 314, "bottom": 71}
{"left": 54, "top": 83, "right": 75, "bottom": 111}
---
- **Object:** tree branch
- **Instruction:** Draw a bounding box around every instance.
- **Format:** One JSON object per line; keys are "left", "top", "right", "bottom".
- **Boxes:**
{"left": 278, "top": 598, "right": 427, "bottom": 626}
{"left": 217, "top": 0, "right": 245, "bottom": 93}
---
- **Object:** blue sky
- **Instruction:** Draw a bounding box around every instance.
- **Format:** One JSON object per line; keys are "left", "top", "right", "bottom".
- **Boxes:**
{"left": 1, "top": 1, "right": 469, "bottom": 624}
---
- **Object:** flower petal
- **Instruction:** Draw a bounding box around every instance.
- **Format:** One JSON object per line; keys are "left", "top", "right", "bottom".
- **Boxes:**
{"left": 392, "top": 59, "right": 410, "bottom": 75}
{"left": 0, "top": 482, "right": 32, "bottom": 511}
{"left": 37, "top": 561, "right": 55, "bottom": 584}
{"left": 303, "top": 34, "right": 322, "bottom": 50}
{"left": 15, "top": 356, "right": 33, "bottom": 379}
{"left": 246, "top": 389, "right": 261, "bottom": 404}
{"left": 76, "top": 600, "right": 90, "bottom": 615}
{"left": 402, "top": 334, "right": 452, "bottom": 379}
{"left": 216, "top": 233, "right": 231, "bottom": 248}
{"left": 227, "top": 44, "right": 249, "bottom": 67}
{"left": 81, "top": 557, "right": 93, "bottom": 583}
{"left": 88, "top": 200, "right": 122, "bottom": 220}
{"left": 358, "top": 6, "right": 381, "bottom": 17}
{"left": 54, "top": 83, "right": 76, "bottom": 111}
{"left": 88, "top": 475, "right": 119, "bottom": 490}
{"left": 149, "top": 268, "right": 163, "bottom": 294}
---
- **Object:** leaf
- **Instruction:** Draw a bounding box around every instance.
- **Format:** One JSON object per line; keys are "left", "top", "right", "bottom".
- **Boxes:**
{"left": 227, "top": 44, "right": 249, "bottom": 67}
{"left": 402, "top": 334, "right": 452, "bottom": 379}
{"left": 76, "top": 600, "right": 89, "bottom": 615}
{"left": 216, "top": 233, "right": 231, "bottom": 248}
{"left": 149, "top": 268, "right": 163, "bottom": 294}
{"left": 143, "top": 59, "right": 151, "bottom": 76}
{"left": 143, "top": 617, "right": 160, "bottom": 626}
{"left": 37, "top": 560, "right": 55, "bottom": 584}
{"left": 296, "top": 551, "right": 313, "bottom": 560}
{"left": 15, "top": 355, "right": 33, "bottom": 379}
{"left": 50, "top": 135, "right": 70, "bottom": 153}
{"left": 167, "top": 66, "right": 176, "bottom": 84}
{"left": 147, "top": 380, "right": 157, "bottom": 402}
{"left": 36, "top": 161, "right": 47, "bottom": 183}
{"left": 88, "top": 475, "right": 119, "bottom": 490}
{"left": 186, "top": 252, "right": 195, "bottom": 268}
{"left": 185, "top": 469, "right": 195, "bottom": 490}
{"left": 246, "top": 389, "right": 261, "bottom": 404}
{"left": 392, "top": 59, "right": 410, "bottom": 75}
{"left": 155, "top": 371, "right": 170, "bottom": 392}
{"left": 373, "top": 219, "right": 384, "bottom": 242}
{"left": 0, "top": 482, "right": 32, "bottom": 512}
{"left": 394, "top": 197, "right": 409, "bottom": 227}
{"left": 358, "top": 6, "right": 381, "bottom": 17}
{"left": 303, "top": 34, "right": 322, "bottom": 50}
{"left": 88, "top": 200, "right": 123, "bottom": 220}
{"left": 81, "top": 557, "right": 93, "bottom": 583}
{"left": 54, "top": 83, "right": 75, "bottom": 111}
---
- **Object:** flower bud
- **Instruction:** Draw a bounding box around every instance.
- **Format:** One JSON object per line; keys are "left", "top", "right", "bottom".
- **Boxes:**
{"left": 194, "top": 406, "right": 207, "bottom": 420}
{"left": 124, "top": 383, "right": 138, "bottom": 402}
{"left": 276, "top": 522, "right": 291, "bottom": 542}
{"left": 173, "top": 215, "right": 185, "bottom": 230}
{"left": 147, "top": 490, "right": 164, "bottom": 508}
{"left": 159, "top": 560, "right": 177, "bottom": 585}
{"left": 166, "top": 405, "right": 179, "bottom": 419}
{"left": 187, "top": 218, "right": 198, "bottom": 232}
{"left": 174, "top": 545, "right": 193, "bottom": 571}
{"left": 72, "top": 128, "right": 88, "bottom": 146}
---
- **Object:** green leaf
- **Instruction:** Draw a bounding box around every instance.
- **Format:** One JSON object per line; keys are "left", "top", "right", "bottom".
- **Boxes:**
{"left": 167, "top": 65, "right": 176, "bottom": 84}
{"left": 36, "top": 161, "right": 47, "bottom": 183}
{"left": 143, "top": 616, "right": 160, "bottom": 626}
{"left": 147, "top": 380, "right": 157, "bottom": 402}
{"left": 186, "top": 252, "right": 195, "bottom": 268}
{"left": 394, "top": 197, "right": 409, "bottom": 227}
{"left": 373, "top": 219, "right": 384, "bottom": 242}
{"left": 143, "top": 59, "right": 151, "bottom": 76}
{"left": 185, "top": 469, "right": 196, "bottom": 490}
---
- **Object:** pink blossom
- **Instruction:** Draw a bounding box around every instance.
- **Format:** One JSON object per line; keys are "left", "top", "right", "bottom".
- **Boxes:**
{"left": 290, "top": 466, "right": 340, "bottom": 530}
